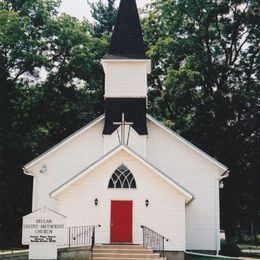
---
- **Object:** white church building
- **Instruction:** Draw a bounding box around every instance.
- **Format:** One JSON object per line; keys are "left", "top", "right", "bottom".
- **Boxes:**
{"left": 23, "top": 0, "right": 229, "bottom": 258}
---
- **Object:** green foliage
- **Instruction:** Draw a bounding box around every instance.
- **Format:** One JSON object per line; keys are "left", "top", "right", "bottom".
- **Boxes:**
{"left": 0, "top": 0, "right": 108, "bottom": 246}
{"left": 220, "top": 241, "right": 241, "bottom": 257}
{"left": 143, "top": 0, "right": 259, "bottom": 240}
{"left": 88, "top": 0, "right": 117, "bottom": 37}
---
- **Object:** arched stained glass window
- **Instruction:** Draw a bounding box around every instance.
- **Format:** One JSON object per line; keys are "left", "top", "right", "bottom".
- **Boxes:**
{"left": 108, "top": 165, "right": 136, "bottom": 189}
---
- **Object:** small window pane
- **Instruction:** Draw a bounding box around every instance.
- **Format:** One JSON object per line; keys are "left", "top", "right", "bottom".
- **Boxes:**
{"left": 116, "top": 180, "right": 121, "bottom": 188}
{"left": 108, "top": 179, "right": 114, "bottom": 188}
{"left": 118, "top": 165, "right": 127, "bottom": 172}
{"left": 119, "top": 173, "right": 125, "bottom": 183}
{"left": 111, "top": 173, "right": 117, "bottom": 182}
{"left": 123, "top": 181, "right": 129, "bottom": 188}
{"left": 126, "top": 173, "right": 132, "bottom": 183}
{"left": 131, "top": 179, "right": 136, "bottom": 189}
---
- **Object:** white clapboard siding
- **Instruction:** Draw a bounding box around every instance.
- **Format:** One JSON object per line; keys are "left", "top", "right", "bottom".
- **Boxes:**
{"left": 30, "top": 120, "right": 104, "bottom": 210}
{"left": 57, "top": 150, "right": 186, "bottom": 251}
{"left": 146, "top": 120, "right": 222, "bottom": 251}
{"left": 102, "top": 60, "right": 150, "bottom": 98}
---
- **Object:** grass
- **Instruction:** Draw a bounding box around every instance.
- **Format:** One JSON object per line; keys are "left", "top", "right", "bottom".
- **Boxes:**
{"left": 238, "top": 244, "right": 260, "bottom": 250}
{"left": 185, "top": 252, "right": 241, "bottom": 260}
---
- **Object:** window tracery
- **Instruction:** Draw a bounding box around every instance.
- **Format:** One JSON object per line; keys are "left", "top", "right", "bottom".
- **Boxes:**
{"left": 108, "top": 165, "right": 136, "bottom": 189}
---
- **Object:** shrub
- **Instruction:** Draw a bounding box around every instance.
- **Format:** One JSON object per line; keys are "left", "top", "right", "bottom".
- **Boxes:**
{"left": 220, "top": 242, "right": 241, "bottom": 257}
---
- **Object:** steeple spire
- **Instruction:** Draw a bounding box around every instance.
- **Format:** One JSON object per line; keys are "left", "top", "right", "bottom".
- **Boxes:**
{"left": 105, "top": 0, "right": 147, "bottom": 59}
{"left": 101, "top": 0, "right": 151, "bottom": 137}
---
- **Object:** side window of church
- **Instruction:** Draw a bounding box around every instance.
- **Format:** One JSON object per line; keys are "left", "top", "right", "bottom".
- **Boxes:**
{"left": 108, "top": 165, "right": 137, "bottom": 189}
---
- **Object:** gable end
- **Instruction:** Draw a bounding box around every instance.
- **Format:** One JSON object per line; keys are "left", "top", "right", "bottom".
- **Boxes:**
{"left": 23, "top": 115, "right": 105, "bottom": 173}
{"left": 147, "top": 114, "right": 228, "bottom": 172}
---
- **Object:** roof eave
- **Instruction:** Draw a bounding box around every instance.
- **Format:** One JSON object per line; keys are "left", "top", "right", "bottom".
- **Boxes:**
{"left": 23, "top": 167, "right": 34, "bottom": 176}
{"left": 102, "top": 54, "right": 149, "bottom": 60}
{"left": 23, "top": 115, "right": 105, "bottom": 171}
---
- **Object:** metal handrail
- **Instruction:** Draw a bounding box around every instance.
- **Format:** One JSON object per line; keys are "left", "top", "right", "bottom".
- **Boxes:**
{"left": 140, "top": 225, "right": 169, "bottom": 258}
{"left": 72, "top": 227, "right": 93, "bottom": 241}
{"left": 65, "top": 225, "right": 101, "bottom": 248}
{"left": 91, "top": 224, "right": 101, "bottom": 260}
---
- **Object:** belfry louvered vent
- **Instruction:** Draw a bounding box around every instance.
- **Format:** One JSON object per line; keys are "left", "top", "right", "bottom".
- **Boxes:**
{"left": 108, "top": 165, "right": 136, "bottom": 189}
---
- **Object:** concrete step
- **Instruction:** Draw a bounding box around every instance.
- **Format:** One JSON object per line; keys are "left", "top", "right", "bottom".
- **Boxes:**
{"left": 95, "top": 244, "right": 144, "bottom": 249}
{"left": 94, "top": 248, "right": 154, "bottom": 254}
{"left": 92, "top": 244, "right": 165, "bottom": 260}
{"left": 93, "top": 253, "right": 160, "bottom": 258}
{"left": 92, "top": 258, "right": 162, "bottom": 260}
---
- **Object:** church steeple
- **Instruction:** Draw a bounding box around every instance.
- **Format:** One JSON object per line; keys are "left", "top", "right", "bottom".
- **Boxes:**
{"left": 101, "top": 0, "right": 151, "bottom": 137}
{"left": 104, "top": 0, "right": 147, "bottom": 59}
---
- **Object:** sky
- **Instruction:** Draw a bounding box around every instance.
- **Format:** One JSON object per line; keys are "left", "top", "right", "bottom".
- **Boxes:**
{"left": 59, "top": 0, "right": 151, "bottom": 21}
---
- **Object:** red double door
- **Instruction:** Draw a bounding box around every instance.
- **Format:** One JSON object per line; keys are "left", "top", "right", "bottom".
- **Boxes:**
{"left": 110, "top": 200, "right": 133, "bottom": 243}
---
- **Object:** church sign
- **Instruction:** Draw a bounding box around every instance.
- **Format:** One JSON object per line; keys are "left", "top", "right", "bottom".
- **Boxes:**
{"left": 22, "top": 207, "right": 66, "bottom": 259}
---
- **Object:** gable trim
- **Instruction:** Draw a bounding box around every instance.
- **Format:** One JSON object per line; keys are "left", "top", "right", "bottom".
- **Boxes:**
{"left": 50, "top": 145, "right": 194, "bottom": 203}
{"left": 23, "top": 207, "right": 67, "bottom": 218}
{"left": 147, "top": 114, "right": 228, "bottom": 172}
{"left": 23, "top": 115, "right": 105, "bottom": 172}
{"left": 125, "top": 146, "right": 194, "bottom": 202}
{"left": 50, "top": 145, "right": 122, "bottom": 198}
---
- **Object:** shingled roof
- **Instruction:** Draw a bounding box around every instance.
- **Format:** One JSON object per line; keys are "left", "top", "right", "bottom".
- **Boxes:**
{"left": 104, "top": 0, "right": 147, "bottom": 59}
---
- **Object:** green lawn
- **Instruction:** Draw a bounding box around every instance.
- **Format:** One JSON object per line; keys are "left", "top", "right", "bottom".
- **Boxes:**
{"left": 185, "top": 252, "right": 241, "bottom": 260}
{"left": 238, "top": 244, "right": 260, "bottom": 250}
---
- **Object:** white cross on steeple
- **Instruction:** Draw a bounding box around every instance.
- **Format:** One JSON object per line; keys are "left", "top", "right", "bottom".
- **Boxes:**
{"left": 113, "top": 113, "right": 133, "bottom": 144}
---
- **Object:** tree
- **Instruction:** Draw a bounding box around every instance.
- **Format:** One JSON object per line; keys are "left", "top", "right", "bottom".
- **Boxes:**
{"left": 88, "top": 0, "right": 117, "bottom": 37}
{"left": 143, "top": 0, "right": 259, "bottom": 241}
{"left": 0, "top": 0, "right": 107, "bottom": 246}
{"left": 0, "top": 0, "right": 57, "bottom": 246}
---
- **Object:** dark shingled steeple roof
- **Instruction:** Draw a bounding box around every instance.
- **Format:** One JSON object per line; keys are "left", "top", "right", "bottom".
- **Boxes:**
{"left": 104, "top": 0, "right": 147, "bottom": 59}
